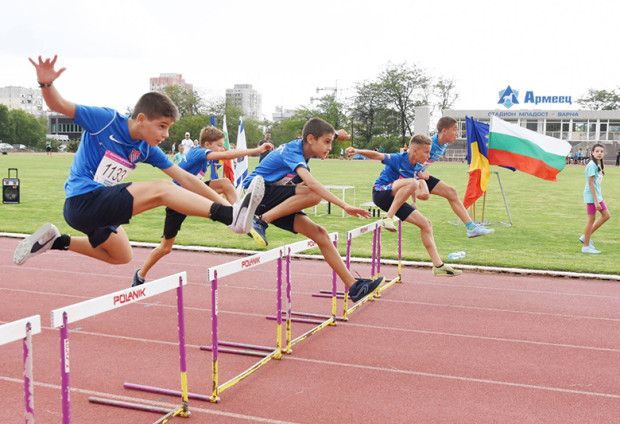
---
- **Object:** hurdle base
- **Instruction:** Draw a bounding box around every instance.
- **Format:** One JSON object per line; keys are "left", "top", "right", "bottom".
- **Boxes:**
{"left": 88, "top": 396, "right": 191, "bottom": 421}
{"left": 200, "top": 345, "right": 271, "bottom": 358}
{"left": 265, "top": 315, "right": 325, "bottom": 325}
{"left": 124, "top": 382, "right": 213, "bottom": 403}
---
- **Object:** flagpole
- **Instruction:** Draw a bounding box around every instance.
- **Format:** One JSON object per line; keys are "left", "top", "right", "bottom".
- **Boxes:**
{"left": 481, "top": 191, "right": 487, "bottom": 224}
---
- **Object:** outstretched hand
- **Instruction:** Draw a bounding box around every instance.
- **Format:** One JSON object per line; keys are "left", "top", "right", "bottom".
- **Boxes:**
{"left": 345, "top": 146, "right": 356, "bottom": 157}
{"left": 336, "top": 129, "right": 351, "bottom": 141}
{"left": 344, "top": 205, "right": 371, "bottom": 219}
{"left": 260, "top": 142, "right": 274, "bottom": 152}
{"left": 28, "top": 55, "right": 66, "bottom": 85}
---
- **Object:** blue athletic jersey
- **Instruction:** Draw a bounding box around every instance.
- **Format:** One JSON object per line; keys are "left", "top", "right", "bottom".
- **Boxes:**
{"left": 243, "top": 139, "right": 309, "bottom": 188}
{"left": 175, "top": 147, "right": 213, "bottom": 185}
{"left": 374, "top": 152, "right": 418, "bottom": 186}
{"left": 428, "top": 134, "right": 447, "bottom": 163}
{"left": 66, "top": 105, "right": 173, "bottom": 197}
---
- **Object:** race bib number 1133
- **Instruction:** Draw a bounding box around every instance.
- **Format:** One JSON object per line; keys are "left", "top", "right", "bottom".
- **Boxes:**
{"left": 94, "top": 150, "right": 136, "bottom": 186}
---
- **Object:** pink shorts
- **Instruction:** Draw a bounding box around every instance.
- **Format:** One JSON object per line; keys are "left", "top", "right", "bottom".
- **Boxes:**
{"left": 586, "top": 201, "right": 607, "bottom": 215}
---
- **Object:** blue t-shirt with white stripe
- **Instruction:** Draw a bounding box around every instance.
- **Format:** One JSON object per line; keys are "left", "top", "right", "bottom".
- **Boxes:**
{"left": 243, "top": 139, "right": 309, "bottom": 188}
{"left": 66, "top": 104, "right": 172, "bottom": 198}
{"left": 175, "top": 147, "right": 213, "bottom": 185}
{"left": 374, "top": 152, "right": 418, "bottom": 187}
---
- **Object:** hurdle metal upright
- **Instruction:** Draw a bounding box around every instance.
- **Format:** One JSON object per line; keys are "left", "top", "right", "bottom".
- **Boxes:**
{"left": 343, "top": 219, "right": 402, "bottom": 319}
{"left": 50, "top": 272, "right": 190, "bottom": 424}
{"left": 0, "top": 315, "right": 41, "bottom": 424}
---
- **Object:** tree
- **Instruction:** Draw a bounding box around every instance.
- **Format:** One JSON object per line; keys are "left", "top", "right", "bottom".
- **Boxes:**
{"left": 350, "top": 81, "right": 386, "bottom": 147}
{"left": 379, "top": 62, "right": 430, "bottom": 144}
{"left": 163, "top": 85, "right": 204, "bottom": 117}
{"left": 8, "top": 109, "right": 46, "bottom": 147}
{"left": 0, "top": 105, "right": 10, "bottom": 142}
{"left": 577, "top": 88, "right": 620, "bottom": 110}
{"left": 434, "top": 77, "right": 459, "bottom": 113}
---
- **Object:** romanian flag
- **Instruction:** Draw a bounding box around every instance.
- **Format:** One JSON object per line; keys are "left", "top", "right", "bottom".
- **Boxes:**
{"left": 488, "top": 116, "right": 571, "bottom": 181}
{"left": 221, "top": 115, "right": 235, "bottom": 182}
{"left": 463, "top": 116, "right": 491, "bottom": 209}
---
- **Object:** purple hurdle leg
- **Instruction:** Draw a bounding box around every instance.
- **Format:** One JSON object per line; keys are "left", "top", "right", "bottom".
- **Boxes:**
{"left": 60, "top": 313, "right": 70, "bottom": 424}
{"left": 24, "top": 322, "right": 34, "bottom": 424}
{"left": 211, "top": 271, "right": 219, "bottom": 402}
{"left": 276, "top": 254, "right": 283, "bottom": 358}
{"left": 176, "top": 276, "right": 190, "bottom": 415}
{"left": 377, "top": 226, "right": 382, "bottom": 277}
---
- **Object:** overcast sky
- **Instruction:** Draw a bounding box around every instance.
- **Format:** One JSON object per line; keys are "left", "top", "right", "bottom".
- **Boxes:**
{"left": 2, "top": 0, "right": 618, "bottom": 121}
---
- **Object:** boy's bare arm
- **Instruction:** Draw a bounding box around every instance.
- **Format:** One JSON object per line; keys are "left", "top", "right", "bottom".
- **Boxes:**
{"left": 162, "top": 164, "right": 231, "bottom": 206}
{"left": 345, "top": 147, "right": 385, "bottom": 161}
{"left": 29, "top": 55, "right": 76, "bottom": 119}
{"left": 206, "top": 143, "right": 273, "bottom": 161}
{"left": 297, "top": 168, "right": 370, "bottom": 218}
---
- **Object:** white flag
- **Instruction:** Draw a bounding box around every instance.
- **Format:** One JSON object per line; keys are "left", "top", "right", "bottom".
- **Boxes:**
{"left": 233, "top": 117, "right": 248, "bottom": 188}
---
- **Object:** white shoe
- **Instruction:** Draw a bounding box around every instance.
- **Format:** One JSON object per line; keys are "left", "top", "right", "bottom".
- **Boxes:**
{"left": 14, "top": 223, "right": 61, "bottom": 265}
{"left": 229, "top": 176, "right": 265, "bottom": 234}
{"left": 467, "top": 225, "right": 494, "bottom": 238}
{"left": 579, "top": 235, "right": 594, "bottom": 247}
{"left": 581, "top": 245, "right": 601, "bottom": 254}
{"left": 378, "top": 216, "right": 397, "bottom": 232}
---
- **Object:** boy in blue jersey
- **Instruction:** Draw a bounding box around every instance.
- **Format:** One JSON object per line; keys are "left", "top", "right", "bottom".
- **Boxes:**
{"left": 133, "top": 126, "right": 273, "bottom": 286}
{"left": 423, "top": 117, "right": 493, "bottom": 238}
{"left": 14, "top": 55, "right": 264, "bottom": 266}
{"left": 346, "top": 135, "right": 461, "bottom": 277}
{"left": 245, "top": 118, "right": 385, "bottom": 302}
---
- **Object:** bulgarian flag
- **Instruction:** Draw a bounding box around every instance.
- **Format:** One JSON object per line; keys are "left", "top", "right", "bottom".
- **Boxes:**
{"left": 488, "top": 116, "right": 571, "bottom": 181}
{"left": 463, "top": 117, "right": 491, "bottom": 209}
{"left": 221, "top": 115, "right": 235, "bottom": 182}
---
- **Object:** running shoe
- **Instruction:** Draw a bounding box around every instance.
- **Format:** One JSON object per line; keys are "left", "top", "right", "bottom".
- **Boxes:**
{"left": 432, "top": 264, "right": 462, "bottom": 277}
{"left": 579, "top": 235, "right": 594, "bottom": 247}
{"left": 14, "top": 223, "right": 60, "bottom": 265}
{"left": 348, "top": 276, "right": 385, "bottom": 302}
{"left": 229, "top": 176, "right": 265, "bottom": 234}
{"left": 132, "top": 269, "right": 145, "bottom": 287}
{"left": 581, "top": 245, "right": 601, "bottom": 254}
{"left": 248, "top": 217, "right": 269, "bottom": 247}
{"left": 467, "top": 225, "right": 494, "bottom": 238}
{"left": 378, "top": 216, "right": 397, "bottom": 233}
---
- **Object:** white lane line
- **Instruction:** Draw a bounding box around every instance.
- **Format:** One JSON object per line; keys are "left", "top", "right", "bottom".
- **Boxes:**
{"left": 288, "top": 357, "right": 620, "bottom": 399}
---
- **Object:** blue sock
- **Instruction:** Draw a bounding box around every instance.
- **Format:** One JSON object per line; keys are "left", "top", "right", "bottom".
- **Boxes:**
{"left": 465, "top": 221, "right": 476, "bottom": 230}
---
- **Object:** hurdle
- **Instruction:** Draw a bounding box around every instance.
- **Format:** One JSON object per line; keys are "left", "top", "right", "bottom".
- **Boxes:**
{"left": 267, "top": 234, "right": 342, "bottom": 324}
{"left": 342, "top": 219, "right": 402, "bottom": 319}
{"left": 50, "top": 272, "right": 189, "bottom": 424}
{"left": 0, "top": 315, "right": 41, "bottom": 424}
{"left": 204, "top": 233, "right": 338, "bottom": 402}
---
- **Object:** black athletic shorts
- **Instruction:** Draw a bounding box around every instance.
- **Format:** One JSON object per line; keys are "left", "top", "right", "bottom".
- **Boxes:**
{"left": 256, "top": 184, "right": 305, "bottom": 233}
{"left": 372, "top": 189, "right": 415, "bottom": 221}
{"left": 426, "top": 175, "right": 441, "bottom": 193}
{"left": 63, "top": 183, "right": 133, "bottom": 248}
{"left": 162, "top": 180, "right": 212, "bottom": 239}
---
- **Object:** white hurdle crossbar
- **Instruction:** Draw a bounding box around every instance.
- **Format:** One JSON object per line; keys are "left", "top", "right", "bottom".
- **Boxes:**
{"left": 0, "top": 315, "right": 41, "bottom": 424}
{"left": 50, "top": 272, "right": 189, "bottom": 424}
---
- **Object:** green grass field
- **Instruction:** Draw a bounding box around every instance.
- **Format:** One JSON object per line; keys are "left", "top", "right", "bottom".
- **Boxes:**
{"left": 1, "top": 153, "right": 618, "bottom": 275}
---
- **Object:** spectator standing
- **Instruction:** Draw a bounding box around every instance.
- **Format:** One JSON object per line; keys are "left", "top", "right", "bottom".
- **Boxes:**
{"left": 181, "top": 132, "right": 194, "bottom": 153}
{"left": 173, "top": 144, "right": 186, "bottom": 164}
{"left": 258, "top": 132, "right": 273, "bottom": 162}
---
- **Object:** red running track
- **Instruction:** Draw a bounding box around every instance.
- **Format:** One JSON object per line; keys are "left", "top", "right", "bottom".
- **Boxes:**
{"left": 0, "top": 236, "right": 619, "bottom": 423}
